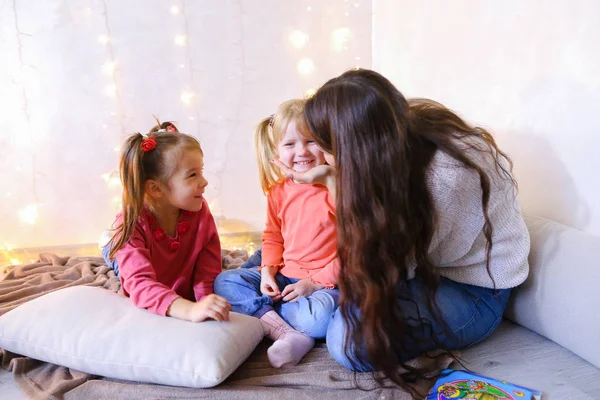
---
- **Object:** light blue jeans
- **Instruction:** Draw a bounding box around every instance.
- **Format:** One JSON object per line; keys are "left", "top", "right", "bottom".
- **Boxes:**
{"left": 240, "top": 247, "right": 262, "bottom": 269}
{"left": 101, "top": 244, "right": 120, "bottom": 277}
{"left": 326, "top": 276, "right": 511, "bottom": 371}
{"left": 214, "top": 266, "right": 339, "bottom": 339}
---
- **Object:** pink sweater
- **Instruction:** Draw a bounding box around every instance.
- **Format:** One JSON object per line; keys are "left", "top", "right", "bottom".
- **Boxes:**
{"left": 262, "top": 179, "right": 339, "bottom": 288}
{"left": 115, "top": 199, "right": 221, "bottom": 316}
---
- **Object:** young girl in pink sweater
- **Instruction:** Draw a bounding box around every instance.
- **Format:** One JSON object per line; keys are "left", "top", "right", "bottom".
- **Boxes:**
{"left": 214, "top": 99, "right": 340, "bottom": 368}
{"left": 103, "top": 121, "right": 230, "bottom": 323}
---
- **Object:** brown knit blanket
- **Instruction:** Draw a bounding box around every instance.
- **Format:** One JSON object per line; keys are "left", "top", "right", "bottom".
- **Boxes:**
{"left": 0, "top": 253, "right": 452, "bottom": 399}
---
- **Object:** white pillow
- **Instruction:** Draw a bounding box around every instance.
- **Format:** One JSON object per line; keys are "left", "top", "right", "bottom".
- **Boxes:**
{"left": 0, "top": 286, "right": 264, "bottom": 388}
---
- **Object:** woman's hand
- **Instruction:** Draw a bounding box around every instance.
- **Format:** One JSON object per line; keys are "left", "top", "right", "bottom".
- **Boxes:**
{"left": 281, "top": 278, "right": 324, "bottom": 302}
{"left": 271, "top": 159, "right": 336, "bottom": 198}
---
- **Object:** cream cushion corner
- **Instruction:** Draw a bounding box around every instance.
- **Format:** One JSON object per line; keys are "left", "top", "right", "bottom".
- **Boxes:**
{"left": 506, "top": 215, "right": 600, "bottom": 369}
{"left": 0, "top": 286, "right": 264, "bottom": 387}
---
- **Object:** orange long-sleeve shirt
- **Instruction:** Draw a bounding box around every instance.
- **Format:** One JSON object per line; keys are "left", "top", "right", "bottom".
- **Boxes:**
{"left": 261, "top": 179, "right": 339, "bottom": 289}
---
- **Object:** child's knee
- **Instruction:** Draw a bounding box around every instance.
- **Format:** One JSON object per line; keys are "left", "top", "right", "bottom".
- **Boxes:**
{"left": 214, "top": 268, "right": 259, "bottom": 294}
{"left": 295, "top": 291, "right": 339, "bottom": 337}
{"left": 311, "top": 290, "right": 339, "bottom": 315}
{"left": 214, "top": 270, "right": 240, "bottom": 293}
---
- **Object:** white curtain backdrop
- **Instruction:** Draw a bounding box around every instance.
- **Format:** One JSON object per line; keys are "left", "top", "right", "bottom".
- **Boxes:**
{"left": 0, "top": 0, "right": 372, "bottom": 261}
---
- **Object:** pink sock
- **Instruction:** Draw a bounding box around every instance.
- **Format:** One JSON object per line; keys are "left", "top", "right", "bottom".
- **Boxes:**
{"left": 259, "top": 310, "right": 315, "bottom": 368}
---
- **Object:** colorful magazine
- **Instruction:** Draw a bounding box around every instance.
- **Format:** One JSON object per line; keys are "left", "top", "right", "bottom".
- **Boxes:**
{"left": 427, "top": 369, "right": 542, "bottom": 400}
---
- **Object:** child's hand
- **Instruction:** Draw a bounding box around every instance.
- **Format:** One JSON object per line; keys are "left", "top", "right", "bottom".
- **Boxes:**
{"left": 281, "top": 279, "right": 324, "bottom": 302}
{"left": 260, "top": 268, "right": 282, "bottom": 302}
{"left": 188, "top": 294, "right": 231, "bottom": 323}
{"left": 271, "top": 159, "right": 335, "bottom": 187}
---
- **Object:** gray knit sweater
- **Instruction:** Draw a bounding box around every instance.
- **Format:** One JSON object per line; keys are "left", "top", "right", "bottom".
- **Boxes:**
{"left": 423, "top": 146, "right": 530, "bottom": 289}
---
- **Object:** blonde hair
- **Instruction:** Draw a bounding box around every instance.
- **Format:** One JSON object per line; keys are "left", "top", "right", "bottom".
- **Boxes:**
{"left": 255, "top": 99, "right": 308, "bottom": 193}
{"left": 108, "top": 120, "right": 203, "bottom": 260}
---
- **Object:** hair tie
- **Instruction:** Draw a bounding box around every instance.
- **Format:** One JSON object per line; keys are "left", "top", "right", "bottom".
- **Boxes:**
{"left": 269, "top": 114, "right": 274, "bottom": 127}
{"left": 157, "top": 125, "right": 177, "bottom": 133}
{"left": 141, "top": 134, "right": 157, "bottom": 152}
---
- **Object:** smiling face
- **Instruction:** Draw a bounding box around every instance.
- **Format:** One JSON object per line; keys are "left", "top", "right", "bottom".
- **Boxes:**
{"left": 277, "top": 120, "right": 326, "bottom": 173}
{"left": 163, "top": 148, "right": 208, "bottom": 212}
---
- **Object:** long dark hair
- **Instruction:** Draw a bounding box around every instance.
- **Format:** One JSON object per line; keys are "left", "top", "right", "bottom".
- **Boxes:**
{"left": 304, "top": 69, "right": 514, "bottom": 391}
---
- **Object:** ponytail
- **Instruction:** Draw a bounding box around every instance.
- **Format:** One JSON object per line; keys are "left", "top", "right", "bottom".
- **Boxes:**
{"left": 254, "top": 117, "right": 282, "bottom": 194}
{"left": 107, "top": 133, "right": 147, "bottom": 260}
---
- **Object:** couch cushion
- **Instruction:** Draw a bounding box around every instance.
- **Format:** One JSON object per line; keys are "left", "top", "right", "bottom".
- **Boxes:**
{"left": 459, "top": 320, "right": 600, "bottom": 399}
{"left": 504, "top": 215, "right": 600, "bottom": 369}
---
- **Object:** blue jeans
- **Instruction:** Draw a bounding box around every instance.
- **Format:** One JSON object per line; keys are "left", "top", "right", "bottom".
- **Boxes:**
{"left": 214, "top": 266, "right": 339, "bottom": 339}
{"left": 326, "top": 277, "right": 511, "bottom": 371}
{"left": 241, "top": 248, "right": 262, "bottom": 269}
{"left": 101, "top": 244, "right": 120, "bottom": 277}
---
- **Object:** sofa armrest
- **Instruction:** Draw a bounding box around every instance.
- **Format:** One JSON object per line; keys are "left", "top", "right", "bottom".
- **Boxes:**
{"left": 505, "top": 215, "right": 600, "bottom": 369}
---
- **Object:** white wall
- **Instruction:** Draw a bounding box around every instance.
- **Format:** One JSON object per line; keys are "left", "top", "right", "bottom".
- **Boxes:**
{"left": 373, "top": 0, "right": 600, "bottom": 235}
{"left": 0, "top": 0, "right": 372, "bottom": 251}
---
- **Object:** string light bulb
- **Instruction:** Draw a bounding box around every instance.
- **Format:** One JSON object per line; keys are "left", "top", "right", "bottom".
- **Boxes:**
{"left": 98, "top": 231, "right": 113, "bottom": 248}
{"left": 101, "top": 172, "right": 121, "bottom": 188}
{"left": 297, "top": 58, "right": 315, "bottom": 75}
{"left": 101, "top": 61, "right": 117, "bottom": 76}
{"left": 332, "top": 27, "right": 352, "bottom": 51}
{"left": 304, "top": 88, "right": 317, "bottom": 98}
{"left": 97, "top": 35, "right": 110, "bottom": 44}
{"left": 181, "top": 91, "right": 195, "bottom": 105}
{"left": 174, "top": 35, "right": 187, "bottom": 46}
{"left": 289, "top": 30, "right": 309, "bottom": 49}
{"left": 170, "top": 6, "right": 180, "bottom": 15}
{"left": 18, "top": 204, "right": 39, "bottom": 225}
